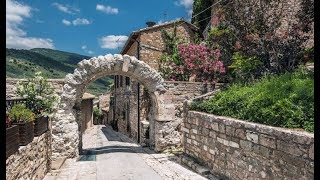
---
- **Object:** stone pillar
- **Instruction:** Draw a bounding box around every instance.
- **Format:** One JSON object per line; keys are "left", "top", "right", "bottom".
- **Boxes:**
{"left": 140, "top": 121, "right": 150, "bottom": 146}
{"left": 51, "top": 109, "right": 79, "bottom": 160}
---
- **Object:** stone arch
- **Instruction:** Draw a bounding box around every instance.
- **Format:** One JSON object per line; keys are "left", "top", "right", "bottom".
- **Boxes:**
{"left": 51, "top": 54, "right": 168, "bottom": 160}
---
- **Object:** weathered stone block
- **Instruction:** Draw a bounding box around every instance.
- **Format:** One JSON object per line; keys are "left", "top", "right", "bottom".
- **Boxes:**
{"left": 192, "top": 129, "right": 198, "bottom": 134}
{"left": 181, "top": 127, "right": 189, "bottom": 133}
{"left": 260, "top": 134, "right": 276, "bottom": 149}
{"left": 229, "top": 141, "right": 239, "bottom": 148}
{"left": 240, "top": 140, "right": 253, "bottom": 151}
{"left": 203, "top": 145, "right": 208, "bottom": 151}
{"left": 202, "top": 128, "right": 210, "bottom": 136}
{"left": 210, "top": 122, "right": 219, "bottom": 131}
{"left": 235, "top": 128, "right": 246, "bottom": 140}
{"left": 246, "top": 131, "right": 259, "bottom": 143}
{"left": 309, "top": 144, "right": 314, "bottom": 160}
{"left": 226, "top": 126, "right": 235, "bottom": 136}
{"left": 277, "top": 140, "right": 304, "bottom": 156}
{"left": 218, "top": 123, "right": 225, "bottom": 133}
{"left": 209, "top": 131, "right": 217, "bottom": 139}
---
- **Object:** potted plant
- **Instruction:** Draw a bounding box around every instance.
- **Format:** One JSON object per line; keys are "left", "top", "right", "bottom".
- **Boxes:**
{"left": 9, "top": 104, "right": 35, "bottom": 146}
{"left": 6, "top": 112, "right": 19, "bottom": 159}
{"left": 17, "top": 72, "right": 60, "bottom": 136}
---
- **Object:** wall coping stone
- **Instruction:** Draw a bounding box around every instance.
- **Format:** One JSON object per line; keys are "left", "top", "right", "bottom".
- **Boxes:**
{"left": 189, "top": 111, "right": 314, "bottom": 139}
{"left": 7, "top": 78, "right": 65, "bottom": 82}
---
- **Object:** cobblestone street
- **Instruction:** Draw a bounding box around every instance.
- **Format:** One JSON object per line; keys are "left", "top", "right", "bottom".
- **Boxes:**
{"left": 44, "top": 125, "right": 208, "bottom": 180}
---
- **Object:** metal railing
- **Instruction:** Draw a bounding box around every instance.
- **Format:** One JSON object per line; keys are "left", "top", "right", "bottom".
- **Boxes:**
{"left": 6, "top": 97, "right": 27, "bottom": 112}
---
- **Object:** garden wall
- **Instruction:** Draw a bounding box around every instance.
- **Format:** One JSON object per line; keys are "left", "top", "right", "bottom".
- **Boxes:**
{"left": 6, "top": 132, "right": 51, "bottom": 180}
{"left": 182, "top": 110, "right": 314, "bottom": 179}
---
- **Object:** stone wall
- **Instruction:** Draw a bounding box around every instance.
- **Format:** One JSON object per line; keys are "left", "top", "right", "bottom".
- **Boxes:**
{"left": 182, "top": 110, "right": 314, "bottom": 179}
{"left": 6, "top": 78, "right": 64, "bottom": 98}
{"left": 124, "top": 23, "right": 197, "bottom": 71}
{"left": 111, "top": 79, "right": 223, "bottom": 150}
{"left": 6, "top": 132, "right": 51, "bottom": 180}
{"left": 80, "top": 98, "right": 93, "bottom": 133}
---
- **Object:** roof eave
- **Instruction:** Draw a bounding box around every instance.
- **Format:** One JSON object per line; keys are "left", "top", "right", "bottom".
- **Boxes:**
{"left": 120, "top": 32, "right": 139, "bottom": 55}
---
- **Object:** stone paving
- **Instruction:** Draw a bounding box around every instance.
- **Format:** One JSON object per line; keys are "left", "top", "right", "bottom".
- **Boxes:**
{"left": 44, "top": 125, "right": 209, "bottom": 180}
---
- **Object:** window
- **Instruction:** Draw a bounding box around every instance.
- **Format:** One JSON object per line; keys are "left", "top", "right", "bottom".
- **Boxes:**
{"left": 120, "top": 76, "right": 123, "bottom": 87}
{"left": 115, "top": 75, "right": 119, "bottom": 88}
{"left": 125, "top": 77, "right": 130, "bottom": 86}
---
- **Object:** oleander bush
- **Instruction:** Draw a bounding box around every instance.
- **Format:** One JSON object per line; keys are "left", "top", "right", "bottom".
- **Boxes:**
{"left": 191, "top": 67, "right": 314, "bottom": 132}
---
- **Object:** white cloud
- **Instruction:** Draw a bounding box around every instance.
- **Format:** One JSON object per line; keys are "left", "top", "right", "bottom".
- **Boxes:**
{"left": 87, "top": 50, "right": 94, "bottom": 55}
{"left": 62, "top": 18, "right": 91, "bottom": 26}
{"left": 81, "top": 45, "right": 94, "bottom": 55}
{"left": 175, "top": 0, "right": 194, "bottom": 17}
{"left": 36, "top": 19, "right": 44, "bottom": 23}
{"left": 96, "top": 4, "right": 118, "bottom": 14}
{"left": 176, "top": 0, "right": 194, "bottom": 8}
{"left": 99, "top": 35, "right": 128, "bottom": 49}
{"left": 72, "top": 18, "right": 91, "bottom": 25}
{"left": 6, "top": 0, "right": 54, "bottom": 49}
{"left": 52, "top": 2, "right": 79, "bottom": 14}
{"left": 62, "top": 19, "right": 71, "bottom": 26}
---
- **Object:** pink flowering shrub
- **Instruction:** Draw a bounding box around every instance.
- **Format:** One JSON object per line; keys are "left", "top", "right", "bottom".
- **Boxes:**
{"left": 160, "top": 44, "right": 225, "bottom": 83}
{"left": 178, "top": 44, "right": 225, "bottom": 83}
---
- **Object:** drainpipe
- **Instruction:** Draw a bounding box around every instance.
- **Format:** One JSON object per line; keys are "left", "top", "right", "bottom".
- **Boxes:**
{"left": 137, "top": 83, "right": 140, "bottom": 143}
{"left": 113, "top": 75, "right": 116, "bottom": 129}
{"left": 137, "top": 40, "right": 141, "bottom": 143}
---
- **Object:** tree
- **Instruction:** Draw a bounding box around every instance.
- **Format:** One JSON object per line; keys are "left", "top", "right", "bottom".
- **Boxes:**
{"left": 221, "top": 0, "right": 313, "bottom": 74}
{"left": 191, "top": 0, "right": 213, "bottom": 34}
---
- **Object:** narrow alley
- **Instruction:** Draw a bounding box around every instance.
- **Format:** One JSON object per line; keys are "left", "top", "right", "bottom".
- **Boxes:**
{"left": 44, "top": 125, "right": 210, "bottom": 180}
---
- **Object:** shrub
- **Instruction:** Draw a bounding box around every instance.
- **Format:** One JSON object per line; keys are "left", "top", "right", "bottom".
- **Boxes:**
{"left": 17, "top": 72, "right": 60, "bottom": 117}
{"left": 191, "top": 67, "right": 314, "bottom": 132}
{"left": 229, "top": 52, "right": 263, "bottom": 82}
{"left": 9, "top": 104, "right": 35, "bottom": 123}
{"left": 178, "top": 44, "right": 225, "bottom": 83}
{"left": 93, "top": 107, "right": 103, "bottom": 120}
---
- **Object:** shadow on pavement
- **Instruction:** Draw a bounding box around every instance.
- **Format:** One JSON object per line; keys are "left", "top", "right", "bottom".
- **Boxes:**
{"left": 81, "top": 125, "right": 157, "bottom": 155}
{"left": 82, "top": 145, "right": 157, "bottom": 155}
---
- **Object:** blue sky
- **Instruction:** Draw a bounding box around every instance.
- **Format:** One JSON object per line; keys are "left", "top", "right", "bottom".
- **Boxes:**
{"left": 6, "top": 0, "right": 194, "bottom": 56}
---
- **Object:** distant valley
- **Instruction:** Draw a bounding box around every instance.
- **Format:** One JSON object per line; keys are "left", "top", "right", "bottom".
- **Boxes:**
{"left": 6, "top": 48, "right": 113, "bottom": 96}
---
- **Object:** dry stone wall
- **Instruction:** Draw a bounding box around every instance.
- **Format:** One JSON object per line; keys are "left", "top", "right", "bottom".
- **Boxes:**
{"left": 182, "top": 110, "right": 314, "bottom": 179}
{"left": 6, "top": 132, "right": 50, "bottom": 180}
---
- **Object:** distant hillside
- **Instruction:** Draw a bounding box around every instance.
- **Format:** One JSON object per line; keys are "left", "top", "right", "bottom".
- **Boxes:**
{"left": 6, "top": 48, "right": 113, "bottom": 96}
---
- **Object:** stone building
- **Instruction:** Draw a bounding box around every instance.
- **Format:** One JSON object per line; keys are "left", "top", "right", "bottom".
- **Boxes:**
{"left": 107, "top": 19, "right": 201, "bottom": 148}
{"left": 80, "top": 93, "right": 95, "bottom": 133}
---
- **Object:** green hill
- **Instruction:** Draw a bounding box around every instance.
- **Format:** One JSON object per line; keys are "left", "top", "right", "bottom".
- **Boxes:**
{"left": 6, "top": 48, "right": 113, "bottom": 96}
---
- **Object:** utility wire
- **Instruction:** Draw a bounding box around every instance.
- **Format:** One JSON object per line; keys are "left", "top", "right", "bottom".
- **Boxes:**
{"left": 175, "top": 0, "right": 224, "bottom": 29}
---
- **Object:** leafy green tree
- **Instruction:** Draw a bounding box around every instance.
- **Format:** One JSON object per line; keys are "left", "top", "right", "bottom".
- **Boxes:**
{"left": 191, "top": 0, "right": 213, "bottom": 34}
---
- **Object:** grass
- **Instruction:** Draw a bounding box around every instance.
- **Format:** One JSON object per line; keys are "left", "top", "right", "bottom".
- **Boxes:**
{"left": 191, "top": 67, "right": 314, "bottom": 132}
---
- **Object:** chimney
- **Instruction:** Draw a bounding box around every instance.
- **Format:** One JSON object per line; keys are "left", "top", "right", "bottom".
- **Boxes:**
{"left": 146, "top": 21, "right": 156, "bottom": 27}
